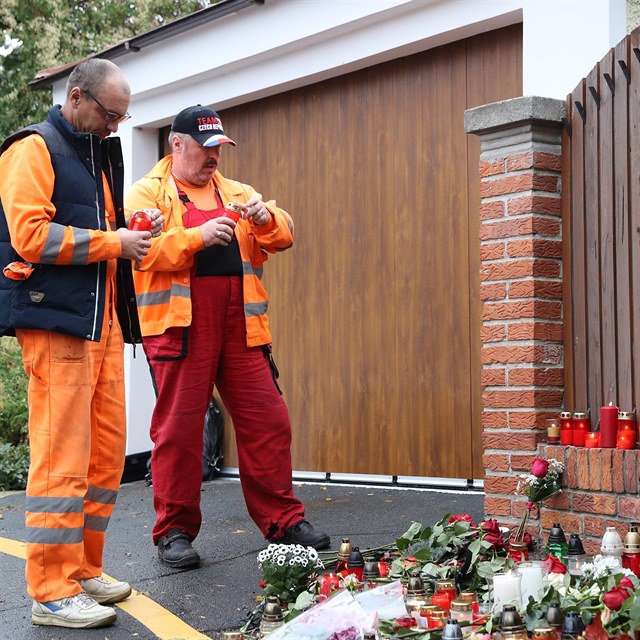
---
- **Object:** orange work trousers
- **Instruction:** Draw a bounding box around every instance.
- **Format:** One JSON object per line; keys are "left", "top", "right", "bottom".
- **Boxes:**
{"left": 16, "top": 313, "right": 126, "bottom": 603}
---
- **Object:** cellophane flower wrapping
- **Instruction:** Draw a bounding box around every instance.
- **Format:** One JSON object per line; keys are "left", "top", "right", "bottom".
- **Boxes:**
{"left": 265, "top": 582, "right": 407, "bottom": 639}
{"left": 513, "top": 458, "right": 564, "bottom": 542}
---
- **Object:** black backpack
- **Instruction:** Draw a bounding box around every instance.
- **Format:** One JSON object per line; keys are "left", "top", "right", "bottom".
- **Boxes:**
{"left": 145, "top": 397, "right": 224, "bottom": 485}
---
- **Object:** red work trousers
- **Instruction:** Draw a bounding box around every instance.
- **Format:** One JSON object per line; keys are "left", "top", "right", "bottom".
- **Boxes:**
{"left": 16, "top": 315, "right": 126, "bottom": 602}
{"left": 144, "top": 275, "right": 304, "bottom": 544}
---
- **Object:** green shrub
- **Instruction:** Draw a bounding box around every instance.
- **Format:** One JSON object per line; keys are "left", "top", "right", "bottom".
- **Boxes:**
{"left": 0, "top": 442, "right": 29, "bottom": 491}
{"left": 0, "top": 336, "right": 28, "bottom": 446}
{"left": 0, "top": 336, "right": 29, "bottom": 490}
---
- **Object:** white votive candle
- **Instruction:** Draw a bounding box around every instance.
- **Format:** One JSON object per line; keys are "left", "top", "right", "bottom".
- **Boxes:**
{"left": 492, "top": 571, "right": 522, "bottom": 611}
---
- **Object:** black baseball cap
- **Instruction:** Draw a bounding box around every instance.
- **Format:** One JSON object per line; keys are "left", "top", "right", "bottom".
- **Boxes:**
{"left": 171, "top": 105, "right": 236, "bottom": 147}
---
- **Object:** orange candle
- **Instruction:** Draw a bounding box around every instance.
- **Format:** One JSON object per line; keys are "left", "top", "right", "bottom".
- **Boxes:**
{"left": 584, "top": 432, "right": 600, "bottom": 448}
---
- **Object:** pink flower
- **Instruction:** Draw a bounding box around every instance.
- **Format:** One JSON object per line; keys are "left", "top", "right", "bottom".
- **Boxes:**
{"left": 530, "top": 458, "right": 550, "bottom": 478}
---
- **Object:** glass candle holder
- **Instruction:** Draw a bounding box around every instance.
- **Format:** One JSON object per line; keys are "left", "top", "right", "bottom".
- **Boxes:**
{"left": 617, "top": 430, "right": 636, "bottom": 449}
{"left": 428, "top": 608, "right": 448, "bottom": 628}
{"left": 492, "top": 571, "right": 522, "bottom": 611}
{"left": 431, "top": 591, "right": 452, "bottom": 614}
{"left": 546, "top": 418, "right": 560, "bottom": 443}
{"left": 458, "top": 591, "right": 480, "bottom": 614}
{"left": 618, "top": 411, "right": 636, "bottom": 437}
{"left": 572, "top": 411, "right": 590, "bottom": 447}
{"left": 584, "top": 432, "right": 600, "bottom": 448}
{"left": 518, "top": 561, "right": 548, "bottom": 605}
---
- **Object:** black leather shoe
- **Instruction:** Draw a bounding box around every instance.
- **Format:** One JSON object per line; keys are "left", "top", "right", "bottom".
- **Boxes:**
{"left": 157, "top": 529, "right": 201, "bottom": 568}
{"left": 273, "top": 520, "right": 330, "bottom": 550}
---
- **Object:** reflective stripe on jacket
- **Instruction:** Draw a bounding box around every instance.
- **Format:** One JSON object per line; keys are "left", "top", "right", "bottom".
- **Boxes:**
{"left": 125, "top": 155, "right": 293, "bottom": 346}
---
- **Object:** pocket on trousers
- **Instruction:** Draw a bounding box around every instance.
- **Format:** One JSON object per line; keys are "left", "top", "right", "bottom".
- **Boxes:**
{"left": 51, "top": 333, "right": 86, "bottom": 363}
{"left": 144, "top": 327, "right": 189, "bottom": 361}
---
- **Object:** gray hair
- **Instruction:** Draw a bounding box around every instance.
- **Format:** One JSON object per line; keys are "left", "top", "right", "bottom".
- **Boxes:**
{"left": 168, "top": 131, "right": 186, "bottom": 149}
{"left": 66, "top": 59, "right": 129, "bottom": 97}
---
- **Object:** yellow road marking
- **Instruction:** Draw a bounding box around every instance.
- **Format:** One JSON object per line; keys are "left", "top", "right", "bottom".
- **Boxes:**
{"left": 0, "top": 536, "right": 211, "bottom": 640}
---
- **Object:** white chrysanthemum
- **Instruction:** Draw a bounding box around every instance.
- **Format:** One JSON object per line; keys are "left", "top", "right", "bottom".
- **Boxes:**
{"left": 257, "top": 550, "right": 269, "bottom": 563}
{"left": 276, "top": 555, "right": 286, "bottom": 566}
{"left": 583, "top": 554, "right": 633, "bottom": 579}
{"left": 307, "top": 548, "right": 318, "bottom": 562}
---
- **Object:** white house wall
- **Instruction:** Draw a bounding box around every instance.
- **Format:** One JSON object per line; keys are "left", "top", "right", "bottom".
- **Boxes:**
{"left": 44, "top": 0, "right": 625, "bottom": 456}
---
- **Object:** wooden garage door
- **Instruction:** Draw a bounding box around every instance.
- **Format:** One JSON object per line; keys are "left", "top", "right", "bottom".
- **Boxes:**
{"left": 194, "top": 24, "right": 522, "bottom": 480}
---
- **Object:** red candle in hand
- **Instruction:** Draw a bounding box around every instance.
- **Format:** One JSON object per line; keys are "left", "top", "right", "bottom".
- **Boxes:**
{"left": 128, "top": 209, "right": 153, "bottom": 232}
{"left": 600, "top": 403, "right": 619, "bottom": 448}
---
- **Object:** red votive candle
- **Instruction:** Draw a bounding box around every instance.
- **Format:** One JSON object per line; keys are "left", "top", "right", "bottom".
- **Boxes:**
{"left": 430, "top": 591, "right": 452, "bottom": 614}
{"left": 618, "top": 411, "right": 637, "bottom": 439}
{"left": 573, "top": 412, "right": 590, "bottom": 447}
{"left": 617, "top": 431, "right": 636, "bottom": 450}
{"left": 600, "top": 403, "right": 619, "bottom": 448}
{"left": 585, "top": 432, "right": 600, "bottom": 448}
{"left": 560, "top": 411, "right": 574, "bottom": 445}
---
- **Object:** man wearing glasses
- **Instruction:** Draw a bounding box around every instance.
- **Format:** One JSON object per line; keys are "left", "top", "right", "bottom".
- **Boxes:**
{"left": 0, "top": 58, "right": 159, "bottom": 629}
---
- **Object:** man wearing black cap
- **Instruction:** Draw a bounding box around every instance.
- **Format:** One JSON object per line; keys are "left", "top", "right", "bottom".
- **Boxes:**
{"left": 126, "top": 105, "right": 330, "bottom": 568}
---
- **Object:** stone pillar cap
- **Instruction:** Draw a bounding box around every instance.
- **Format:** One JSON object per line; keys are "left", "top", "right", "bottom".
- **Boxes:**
{"left": 465, "top": 95, "right": 565, "bottom": 136}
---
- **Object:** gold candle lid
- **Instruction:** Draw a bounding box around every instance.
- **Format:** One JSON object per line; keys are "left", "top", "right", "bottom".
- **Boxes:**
{"left": 429, "top": 608, "right": 448, "bottom": 620}
{"left": 532, "top": 627, "right": 559, "bottom": 640}
{"left": 458, "top": 591, "right": 478, "bottom": 602}
{"left": 450, "top": 599, "right": 472, "bottom": 612}
{"left": 435, "top": 578, "right": 455, "bottom": 590}
{"left": 225, "top": 202, "right": 243, "bottom": 213}
{"left": 561, "top": 411, "right": 573, "bottom": 419}
{"left": 619, "top": 411, "right": 635, "bottom": 420}
{"left": 572, "top": 412, "right": 587, "bottom": 419}
{"left": 337, "top": 537, "right": 352, "bottom": 559}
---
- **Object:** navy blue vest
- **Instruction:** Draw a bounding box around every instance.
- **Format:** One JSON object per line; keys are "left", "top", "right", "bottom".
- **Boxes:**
{"left": 0, "top": 106, "right": 141, "bottom": 343}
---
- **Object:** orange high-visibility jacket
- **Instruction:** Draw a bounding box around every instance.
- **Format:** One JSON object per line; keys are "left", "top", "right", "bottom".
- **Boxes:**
{"left": 125, "top": 155, "right": 294, "bottom": 346}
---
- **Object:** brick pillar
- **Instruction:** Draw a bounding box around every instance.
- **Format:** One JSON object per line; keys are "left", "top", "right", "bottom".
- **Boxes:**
{"left": 465, "top": 97, "right": 566, "bottom": 538}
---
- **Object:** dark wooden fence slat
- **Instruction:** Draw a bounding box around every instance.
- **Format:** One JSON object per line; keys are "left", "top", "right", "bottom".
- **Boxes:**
{"left": 599, "top": 49, "right": 617, "bottom": 405}
{"left": 613, "top": 37, "right": 633, "bottom": 411}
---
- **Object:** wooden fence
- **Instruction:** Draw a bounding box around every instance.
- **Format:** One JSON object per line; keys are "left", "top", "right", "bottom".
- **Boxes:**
{"left": 563, "top": 27, "right": 640, "bottom": 420}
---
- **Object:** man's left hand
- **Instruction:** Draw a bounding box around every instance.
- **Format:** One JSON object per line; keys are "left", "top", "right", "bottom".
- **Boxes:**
{"left": 244, "top": 198, "right": 271, "bottom": 226}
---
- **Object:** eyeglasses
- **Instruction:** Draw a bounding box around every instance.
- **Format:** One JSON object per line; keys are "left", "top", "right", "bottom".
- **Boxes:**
{"left": 83, "top": 88, "right": 131, "bottom": 123}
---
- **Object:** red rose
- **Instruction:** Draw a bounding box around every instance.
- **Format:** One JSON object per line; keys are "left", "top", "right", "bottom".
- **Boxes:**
{"left": 403, "top": 556, "right": 419, "bottom": 567}
{"left": 449, "top": 514, "right": 474, "bottom": 526}
{"left": 483, "top": 532, "right": 504, "bottom": 549}
{"left": 602, "top": 586, "right": 631, "bottom": 611}
{"left": 482, "top": 519, "right": 501, "bottom": 535}
{"left": 393, "top": 616, "right": 417, "bottom": 630}
{"left": 259, "top": 579, "right": 266, "bottom": 589}
{"left": 530, "top": 458, "right": 550, "bottom": 478}
{"left": 542, "top": 554, "right": 567, "bottom": 574}
{"left": 619, "top": 577, "right": 635, "bottom": 591}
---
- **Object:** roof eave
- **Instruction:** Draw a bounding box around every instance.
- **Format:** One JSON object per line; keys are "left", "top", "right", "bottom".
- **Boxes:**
{"left": 29, "top": 0, "right": 265, "bottom": 90}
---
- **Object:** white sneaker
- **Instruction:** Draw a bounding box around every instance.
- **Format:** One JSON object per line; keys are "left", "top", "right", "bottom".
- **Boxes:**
{"left": 78, "top": 576, "right": 132, "bottom": 604}
{"left": 31, "top": 592, "right": 117, "bottom": 628}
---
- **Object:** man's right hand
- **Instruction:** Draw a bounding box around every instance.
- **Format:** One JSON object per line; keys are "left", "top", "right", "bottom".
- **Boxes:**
{"left": 201, "top": 217, "right": 237, "bottom": 247}
{"left": 117, "top": 228, "right": 152, "bottom": 261}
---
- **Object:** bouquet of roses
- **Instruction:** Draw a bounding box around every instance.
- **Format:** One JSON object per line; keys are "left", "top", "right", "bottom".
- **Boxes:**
{"left": 513, "top": 457, "right": 564, "bottom": 543}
